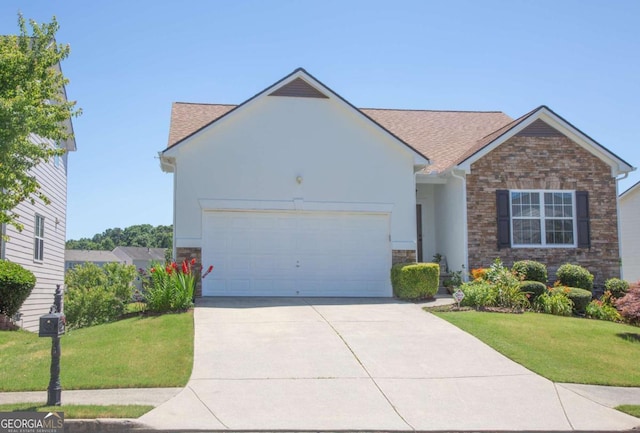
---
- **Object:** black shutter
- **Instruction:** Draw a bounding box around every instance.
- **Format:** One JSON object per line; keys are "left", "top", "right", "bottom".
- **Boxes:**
{"left": 576, "top": 191, "right": 590, "bottom": 248}
{"left": 496, "top": 190, "right": 511, "bottom": 249}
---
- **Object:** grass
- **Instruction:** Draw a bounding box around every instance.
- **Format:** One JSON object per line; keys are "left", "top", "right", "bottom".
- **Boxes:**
{"left": 617, "top": 405, "right": 640, "bottom": 418}
{"left": 0, "top": 311, "right": 193, "bottom": 391}
{"left": 431, "top": 310, "right": 640, "bottom": 386}
{"left": 0, "top": 402, "right": 153, "bottom": 419}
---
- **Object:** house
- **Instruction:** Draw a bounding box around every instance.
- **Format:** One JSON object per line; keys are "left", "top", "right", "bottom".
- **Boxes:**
{"left": 112, "top": 246, "right": 166, "bottom": 270}
{"left": 64, "top": 249, "right": 124, "bottom": 271}
{"left": 620, "top": 181, "right": 640, "bottom": 283}
{"left": 159, "top": 68, "right": 634, "bottom": 297}
{"left": 0, "top": 111, "right": 76, "bottom": 330}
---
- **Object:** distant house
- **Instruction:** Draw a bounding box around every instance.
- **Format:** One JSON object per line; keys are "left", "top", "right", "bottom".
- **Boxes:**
{"left": 64, "top": 249, "right": 124, "bottom": 271}
{"left": 620, "top": 181, "right": 640, "bottom": 283}
{"left": 112, "top": 247, "right": 166, "bottom": 271}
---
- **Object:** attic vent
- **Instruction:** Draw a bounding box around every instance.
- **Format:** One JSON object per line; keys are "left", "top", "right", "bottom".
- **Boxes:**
{"left": 268, "top": 77, "right": 329, "bottom": 99}
{"left": 516, "top": 119, "right": 564, "bottom": 137}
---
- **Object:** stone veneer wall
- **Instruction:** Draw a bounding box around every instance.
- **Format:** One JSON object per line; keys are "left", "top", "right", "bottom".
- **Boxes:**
{"left": 176, "top": 247, "right": 203, "bottom": 297}
{"left": 392, "top": 249, "right": 416, "bottom": 265}
{"left": 466, "top": 136, "right": 620, "bottom": 286}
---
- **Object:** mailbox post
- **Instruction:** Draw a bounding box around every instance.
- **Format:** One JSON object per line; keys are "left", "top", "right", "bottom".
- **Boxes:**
{"left": 39, "top": 285, "right": 65, "bottom": 406}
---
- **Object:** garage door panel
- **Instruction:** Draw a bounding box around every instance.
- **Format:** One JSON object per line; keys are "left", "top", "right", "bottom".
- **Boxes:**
{"left": 202, "top": 211, "right": 392, "bottom": 297}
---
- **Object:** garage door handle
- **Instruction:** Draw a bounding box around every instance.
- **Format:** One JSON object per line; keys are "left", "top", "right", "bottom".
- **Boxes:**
{"left": 296, "top": 261, "right": 300, "bottom": 268}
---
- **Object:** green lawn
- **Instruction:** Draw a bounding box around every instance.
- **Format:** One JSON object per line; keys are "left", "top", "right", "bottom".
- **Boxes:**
{"left": 617, "top": 405, "right": 640, "bottom": 418}
{"left": 0, "top": 403, "right": 153, "bottom": 419}
{"left": 431, "top": 310, "right": 640, "bottom": 386}
{"left": 0, "top": 312, "right": 193, "bottom": 391}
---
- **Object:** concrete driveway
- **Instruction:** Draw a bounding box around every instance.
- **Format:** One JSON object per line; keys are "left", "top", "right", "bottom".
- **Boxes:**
{"left": 139, "top": 298, "right": 639, "bottom": 431}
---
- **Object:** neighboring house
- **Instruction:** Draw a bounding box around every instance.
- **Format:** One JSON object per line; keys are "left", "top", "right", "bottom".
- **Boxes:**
{"left": 112, "top": 246, "right": 166, "bottom": 270}
{"left": 64, "top": 249, "right": 124, "bottom": 271}
{"left": 620, "top": 181, "right": 640, "bottom": 283}
{"left": 159, "top": 68, "right": 634, "bottom": 297}
{"left": 0, "top": 119, "right": 76, "bottom": 329}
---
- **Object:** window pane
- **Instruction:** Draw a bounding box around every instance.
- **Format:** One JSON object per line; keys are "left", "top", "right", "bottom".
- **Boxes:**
{"left": 513, "top": 219, "right": 541, "bottom": 245}
{"left": 545, "top": 219, "right": 574, "bottom": 245}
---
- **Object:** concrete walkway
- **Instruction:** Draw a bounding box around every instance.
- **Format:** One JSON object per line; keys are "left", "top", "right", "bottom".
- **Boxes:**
{"left": 131, "top": 297, "right": 640, "bottom": 431}
{"left": 2, "top": 297, "right": 639, "bottom": 431}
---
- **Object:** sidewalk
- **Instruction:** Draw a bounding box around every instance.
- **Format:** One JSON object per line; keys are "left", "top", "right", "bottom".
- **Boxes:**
{"left": 2, "top": 384, "right": 640, "bottom": 410}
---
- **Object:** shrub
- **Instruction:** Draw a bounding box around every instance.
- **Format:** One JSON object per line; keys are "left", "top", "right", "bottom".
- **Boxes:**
{"left": 556, "top": 263, "right": 594, "bottom": 291}
{"left": 604, "top": 278, "right": 629, "bottom": 299}
{"left": 534, "top": 290, "right": 573, "bottom": 316}
{"left": 64, "top": 262, "right": 137, "bottom": 329}
{"left": 391, "top": 263, "right": 439, "bottom": 300}
{"left": 65, "top": 286, "right": 124, "bottom": 328}
{"left": 0, "top": 260, "right": 36, "bottom": 318}
{"left": 512, "top": 260, "right": 547, "bottom": 284}
{"left": 616, "top": 283, "right": 640, "bottom": 325}
{"left": 460, "top": 281, "right": 496, "bottom": 308}
{"left": 495, "top": 283, "right": 530, "bottom": 310}
{"left": 586, "top": 299, "right": 621, "bottom": 322}
{"left": 519, "top": 280, "right": 547, "bottom": 301}
{"left": 552, "top": 286, "right": 592, "bottom": 315}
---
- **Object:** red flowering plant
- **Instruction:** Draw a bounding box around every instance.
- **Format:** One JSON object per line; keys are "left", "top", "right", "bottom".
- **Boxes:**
{"left": 145, "top": 258, "right": 214, "bottom": 313}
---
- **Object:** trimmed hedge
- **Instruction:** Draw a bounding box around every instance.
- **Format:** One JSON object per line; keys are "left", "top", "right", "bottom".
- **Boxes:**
{"left": 604, "top": 278, "right": 629, "bottom": 299}
{"left": 519, "top": 280, "right": 547, "bottom": 300}
{"left": 0, "top": 260, "right": 36, "bottom": 318}
{"left": 512, "top": 260, "right": 547, "bottom": 284}
{"left": 553, "top": 286, "right": 592, "bottom": 315}
{"left": 556, "top": 263, "right": 594, "bottom": 291}
{"left": 391, "top": 263, "right": 439, "bottom": 300}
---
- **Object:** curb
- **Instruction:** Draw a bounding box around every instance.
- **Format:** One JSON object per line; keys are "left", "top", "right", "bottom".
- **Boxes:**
{"left": 64, "top": 419, "right": 149, "bottom": 433}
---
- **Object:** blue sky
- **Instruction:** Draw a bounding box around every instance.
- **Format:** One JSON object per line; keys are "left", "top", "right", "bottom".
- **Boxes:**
{"left": 1, "top": 0, "right": 639, "bottom": 240}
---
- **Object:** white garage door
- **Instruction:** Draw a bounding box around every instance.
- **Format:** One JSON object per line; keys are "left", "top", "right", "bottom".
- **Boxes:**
{"left": 202, "top": 211, "right": 391, "bottom": 297}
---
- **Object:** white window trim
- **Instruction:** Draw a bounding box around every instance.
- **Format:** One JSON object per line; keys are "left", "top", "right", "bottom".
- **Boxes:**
{"left": 34, "top": 214, "right": 45, "bottom": 262}
{"left": 510, "top": 190, "right": 577, "bottom": 248}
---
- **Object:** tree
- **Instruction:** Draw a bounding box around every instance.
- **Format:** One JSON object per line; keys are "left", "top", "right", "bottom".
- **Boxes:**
{"left": 66, "top": 224, "right": 173, "bottom": 251}
{"left": 0, "top": 15, "right": 80, "bottom": 233}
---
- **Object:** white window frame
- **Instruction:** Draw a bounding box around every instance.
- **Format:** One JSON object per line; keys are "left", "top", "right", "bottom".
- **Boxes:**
{"left": 510, "top": 190, "right": 577, "bottom": 248}
{"left": 34, "top": 214, "right": 45, "bottom": 262}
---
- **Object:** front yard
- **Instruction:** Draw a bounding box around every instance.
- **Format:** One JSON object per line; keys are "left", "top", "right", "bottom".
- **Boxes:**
{"left": 432, "top": 310, "right": 640, "bottom": 386}
{"left": 0, "top": 311, "right": 193, "bottom": 391}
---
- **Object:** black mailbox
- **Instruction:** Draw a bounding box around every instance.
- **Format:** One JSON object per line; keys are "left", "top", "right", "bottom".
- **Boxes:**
{"left": 39, "top": 313, "right": 65, "bottom": 337}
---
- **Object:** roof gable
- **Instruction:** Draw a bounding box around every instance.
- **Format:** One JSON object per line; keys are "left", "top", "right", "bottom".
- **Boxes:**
{"left": 457, "top": 105, "right": 635, "bottom": 177}
{"left": 268, "top": 77, "right": 328, "bottom": 99}
{"left": 162, "top": 68, "right": 428, "bottom": 170}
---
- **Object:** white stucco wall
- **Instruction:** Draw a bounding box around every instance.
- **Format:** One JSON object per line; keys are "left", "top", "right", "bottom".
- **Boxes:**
{"left": 168, "top": 94, "right": 419, "bottom": 252}
{"left": 620, "top": 184, "right": 640, "bottom": 283}
{"left": 2, "top": 136, "right": 68, "bottom": 331}
{"left": 433, "top": 174, "right": 467, "bottom": 275}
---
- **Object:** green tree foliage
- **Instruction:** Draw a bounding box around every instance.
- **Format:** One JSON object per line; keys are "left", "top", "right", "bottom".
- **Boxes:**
{"left": 0, "top": 260, "right": 36, "bottom": 318}
{"left": 0, "top": 15, "right": 80, "bottom": 233}
{"left": 66, "top": 224, "right": 173, "bottom": 250}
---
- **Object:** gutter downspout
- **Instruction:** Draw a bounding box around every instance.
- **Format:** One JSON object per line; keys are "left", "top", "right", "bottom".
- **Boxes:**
{"left": 1, "top": 223, "right": 6, "bottom": 260}
{"left": 450, "top": 169, "right": 469, "bottom": 281}
{"left": 616, "top": 171, "right": 630, "bottom": 279}
{"left": 160, "top": 153, "right": 178, "bottom": 260}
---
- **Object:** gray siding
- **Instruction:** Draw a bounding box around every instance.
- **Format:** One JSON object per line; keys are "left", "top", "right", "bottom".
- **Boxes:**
{"left": 3, "top": 135, "right": 68, "bottom": 331}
